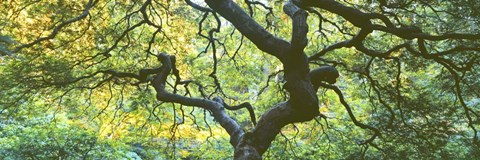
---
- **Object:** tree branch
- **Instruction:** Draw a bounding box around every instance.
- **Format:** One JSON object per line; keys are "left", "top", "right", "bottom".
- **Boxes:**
{"left": 13, "top": 0, "right": 98, "bottom": 53}
{"left": 233, "top": 2, "right": 321, "bottom": 158}
{"left": 295, "top": 0, "right": 480, "bottom": 41}
{"left": 205, "top": 0, "right": 290, "bottom": 61}
{"left": 293, "top": 0, "right": 372, "bottom": 28}
{"left": 151, "top": 53, "right": 244, "bottom": 147}
{"left": 318, "top": 83, "right": 381, "bottom": 145}
{"left": 284, "top": 1, "right": 308, "bottom": 53}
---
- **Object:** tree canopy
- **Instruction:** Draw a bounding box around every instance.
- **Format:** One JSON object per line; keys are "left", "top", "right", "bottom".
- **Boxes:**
{"left": 1, "top": 0, "right": 479, "bottom": 159}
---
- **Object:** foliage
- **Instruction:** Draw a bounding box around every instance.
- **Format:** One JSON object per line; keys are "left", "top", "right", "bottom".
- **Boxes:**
{"left": 1, "top": 0, "right": 479, "bottom": 159}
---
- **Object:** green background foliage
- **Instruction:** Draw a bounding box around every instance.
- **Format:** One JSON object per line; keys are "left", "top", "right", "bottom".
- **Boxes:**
{"left": 1, "top": 0, "right": 479, "bottom": 159}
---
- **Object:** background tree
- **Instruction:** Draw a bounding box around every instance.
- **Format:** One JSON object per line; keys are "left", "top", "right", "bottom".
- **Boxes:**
{"left": 1, "top": 0, "right": 479, "bottom": 159}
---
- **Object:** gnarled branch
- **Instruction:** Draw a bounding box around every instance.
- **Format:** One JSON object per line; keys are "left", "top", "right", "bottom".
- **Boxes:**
{"left": 151, "top": 53, "right": 244, "bottom": 147}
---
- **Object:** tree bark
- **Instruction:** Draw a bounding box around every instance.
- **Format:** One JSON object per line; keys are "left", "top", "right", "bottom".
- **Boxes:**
{"left": 151, "top": 54, "right": 245, "bottom": 147}
{"left": 205, "top": 0, "right": 319, "bottom": 159}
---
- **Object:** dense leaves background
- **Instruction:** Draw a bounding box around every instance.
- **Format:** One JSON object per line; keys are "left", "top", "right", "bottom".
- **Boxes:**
{"left": 1, "top": 0, "right": 479, "bottom": 159}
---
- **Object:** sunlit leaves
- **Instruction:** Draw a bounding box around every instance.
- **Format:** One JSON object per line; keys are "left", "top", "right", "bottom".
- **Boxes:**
{"left": 1, "top": 0, "right": 480, "bottom": 159}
